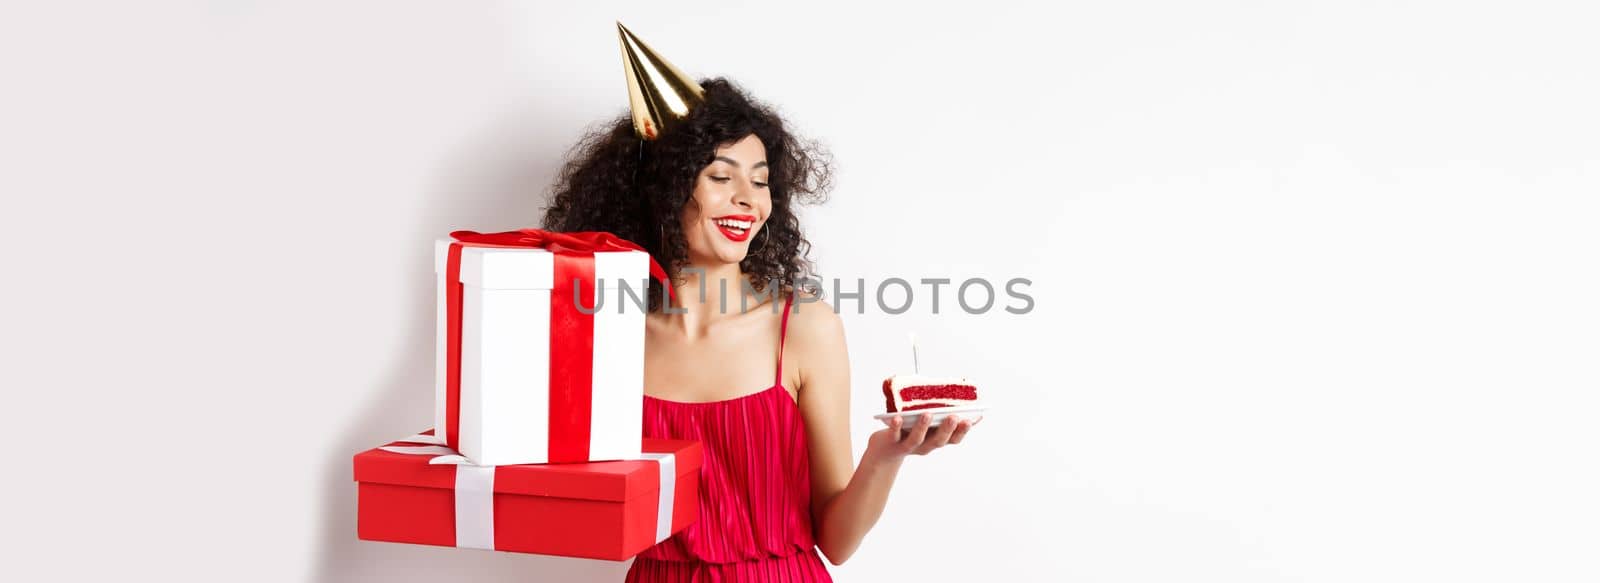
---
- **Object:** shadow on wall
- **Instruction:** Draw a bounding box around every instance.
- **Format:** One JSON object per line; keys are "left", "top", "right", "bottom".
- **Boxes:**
{"left": 309, "top": 105, "right": 635, "bottom": 582}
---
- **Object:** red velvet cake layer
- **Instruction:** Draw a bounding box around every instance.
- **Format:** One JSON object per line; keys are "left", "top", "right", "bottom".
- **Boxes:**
{"left": 898, "top": 384, "right": 977, "bottom": 401}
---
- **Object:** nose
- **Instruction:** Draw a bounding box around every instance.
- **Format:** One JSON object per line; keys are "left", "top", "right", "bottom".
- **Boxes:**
{"left": 730, "top": 181, "right": 755, "bottom": 209}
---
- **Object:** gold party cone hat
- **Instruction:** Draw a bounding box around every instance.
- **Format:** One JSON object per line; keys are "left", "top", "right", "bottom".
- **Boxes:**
{"left": 617, "top": 22, "right": 704, "bottom": 140}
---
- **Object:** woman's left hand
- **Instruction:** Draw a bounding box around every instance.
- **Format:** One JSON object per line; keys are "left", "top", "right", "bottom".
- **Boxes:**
{"left": 863, "top": 412, "right": 977, "bottom": 465}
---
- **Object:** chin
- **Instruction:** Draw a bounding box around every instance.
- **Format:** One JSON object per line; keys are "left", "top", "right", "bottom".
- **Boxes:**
{"left": 685, "top": 244, "right": 746, "bottom": 267}
{"left": 690, "top": 227, "right": 749, "bottom": 266}
{"left": 709, "top": 245, "right": 748, "bottom": 266}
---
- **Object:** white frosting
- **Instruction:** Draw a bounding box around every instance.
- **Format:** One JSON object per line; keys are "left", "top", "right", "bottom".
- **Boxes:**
{"left": 888, "top": 374, "right": 972, "bottom": 391}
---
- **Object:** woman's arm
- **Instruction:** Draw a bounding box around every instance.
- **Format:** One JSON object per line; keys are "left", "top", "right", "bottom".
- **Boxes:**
{"left": 789, "top": 297, "right": 974, "bottom": 566}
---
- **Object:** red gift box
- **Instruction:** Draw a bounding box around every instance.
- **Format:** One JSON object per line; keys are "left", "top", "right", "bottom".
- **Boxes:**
{"left": 353, "top": 431, "right": 700, "bottom": 561}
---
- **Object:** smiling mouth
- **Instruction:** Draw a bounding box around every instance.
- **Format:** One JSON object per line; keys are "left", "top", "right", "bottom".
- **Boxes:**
{"left": 712, "top": 215, "right": 755, "bottom": 242}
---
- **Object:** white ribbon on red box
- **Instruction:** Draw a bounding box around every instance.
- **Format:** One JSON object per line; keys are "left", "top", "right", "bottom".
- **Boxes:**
{"left": 380, "top": 433, "right": 676, "bottom": 549}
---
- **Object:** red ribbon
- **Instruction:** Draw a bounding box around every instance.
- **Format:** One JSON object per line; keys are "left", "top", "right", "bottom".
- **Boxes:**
{"left": 443, "top": 229, "right": 673, "bottom": 462}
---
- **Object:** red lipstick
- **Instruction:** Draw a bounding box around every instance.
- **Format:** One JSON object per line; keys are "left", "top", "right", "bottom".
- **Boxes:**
{"left": 711, "top": 214, "right": 756, "bottom": 243}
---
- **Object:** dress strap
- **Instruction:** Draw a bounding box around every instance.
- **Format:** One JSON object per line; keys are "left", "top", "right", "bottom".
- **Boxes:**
{"left": 775, "top": 292, "right": 795, "bottom": 387}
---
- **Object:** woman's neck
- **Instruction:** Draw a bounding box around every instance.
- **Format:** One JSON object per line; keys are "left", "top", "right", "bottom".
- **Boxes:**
{"left": 666, "top": 261, "right": 758, "bottom": 338}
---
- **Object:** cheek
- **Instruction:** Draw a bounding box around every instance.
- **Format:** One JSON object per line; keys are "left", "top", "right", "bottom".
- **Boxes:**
{"left": 680, "top": 192, "right": 705, "bottom": 219}
{"left": 679, "top": 210, "right": 700, "bottom": 238}
{"left": 687, "top": 180, "right": 720, "bottom": 213}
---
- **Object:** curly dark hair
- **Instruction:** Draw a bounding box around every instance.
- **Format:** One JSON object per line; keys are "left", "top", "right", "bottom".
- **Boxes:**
{"left": 541, "top": 77, "right": 832, "bottom": 310}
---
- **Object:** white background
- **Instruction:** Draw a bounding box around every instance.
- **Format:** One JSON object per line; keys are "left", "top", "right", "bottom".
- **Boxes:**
{"left": 2, "top": 1, "right": 1597, "bottom": 581}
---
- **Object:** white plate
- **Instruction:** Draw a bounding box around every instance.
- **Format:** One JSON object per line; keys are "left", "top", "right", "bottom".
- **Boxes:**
{"left": 873, "top": 405, "right": 988, "bottom": 427}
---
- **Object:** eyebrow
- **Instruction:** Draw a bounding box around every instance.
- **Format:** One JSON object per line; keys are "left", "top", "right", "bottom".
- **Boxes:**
{"left": 714, "top": 156, "right": 769, "bottom": 170}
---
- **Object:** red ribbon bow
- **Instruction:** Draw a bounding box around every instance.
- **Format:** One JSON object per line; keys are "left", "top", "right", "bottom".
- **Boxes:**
{"left": 448, "top": 229, "right": 673, "bottom": 288}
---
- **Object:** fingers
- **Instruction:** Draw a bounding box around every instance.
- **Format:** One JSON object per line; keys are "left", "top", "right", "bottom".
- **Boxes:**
{"left": 948, "top": 418, "right": 973, "bottom": 445}
{"left": 899, "top": 412, "right": 934, "bottom": 451}
{"left": 915, "top": 414, "right": 961, "bottom": 454}
{"left": 889, "top": 412, "right": 980, "bottom": 456}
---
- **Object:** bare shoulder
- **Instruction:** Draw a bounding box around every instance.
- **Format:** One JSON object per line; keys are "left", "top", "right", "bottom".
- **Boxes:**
{"left": 782, "top": 290, "right": 848, "bottom": 392}
{"left": 784, "top": 289, "right": 845, "bottom": 344}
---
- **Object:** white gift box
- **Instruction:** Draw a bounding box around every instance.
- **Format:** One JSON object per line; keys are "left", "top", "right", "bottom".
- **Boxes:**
{"left": 433, "top": 238, "right": 649, "bottom": 466}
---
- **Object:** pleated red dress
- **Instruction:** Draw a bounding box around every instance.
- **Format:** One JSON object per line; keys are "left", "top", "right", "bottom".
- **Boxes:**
{"left": 627, "top": 294, "right": 833, "bottom": 582}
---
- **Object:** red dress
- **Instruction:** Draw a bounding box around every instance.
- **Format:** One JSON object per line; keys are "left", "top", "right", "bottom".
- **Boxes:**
{"left": 627, "top": 294, "right": 833, "bottom": 582}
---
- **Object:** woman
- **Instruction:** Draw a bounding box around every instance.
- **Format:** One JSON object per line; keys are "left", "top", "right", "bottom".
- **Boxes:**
{"left": 543, "top": 78, "right": 975, "bottom": 582}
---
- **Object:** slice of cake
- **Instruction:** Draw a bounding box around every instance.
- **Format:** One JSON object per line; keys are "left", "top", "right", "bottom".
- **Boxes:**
{"left": 882, "top": 374, "right": 979, "bottom": 413}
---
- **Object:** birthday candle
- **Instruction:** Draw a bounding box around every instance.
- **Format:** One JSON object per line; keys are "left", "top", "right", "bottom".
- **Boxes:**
{"left": 909, "top": 332, "right": 920, "bottom": 374}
